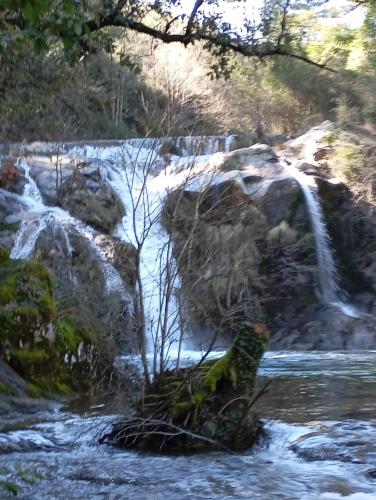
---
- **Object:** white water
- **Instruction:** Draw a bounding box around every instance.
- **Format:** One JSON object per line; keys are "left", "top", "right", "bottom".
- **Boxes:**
{"left": 283, "top": 160, "right": 359, "bottom": 318}
{"left": 6, "top": 160, "right": 129, "bottom": 297}
{"left": 1, "top": 351, "right": 376, "bottom": 499}
{"left": 66, "top": 135, "right": 234, "bottom": 368}
{"left": 2, "top": 134, "right": 234, "bottom": 372}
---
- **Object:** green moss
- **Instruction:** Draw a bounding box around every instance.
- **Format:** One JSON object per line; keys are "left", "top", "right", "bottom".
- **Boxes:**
{"left": 0, "top": 252, "right": 110, "bottom": 398}
{"left": 0, "top": 255, "right": 56, "bottom": 345}
{"left": 114, "top": 323, "right": 268, "bottom": 451}
{"left": 0, "top": 382, "right": 15, "bottom": 394}
{"left": 56, "top": 319, "right": 81, "bottom": 353}
{"left": 330, "top": 144, "right": 364, "bottom": 183}
{"left": 56, "top": 316, "right": 93, "bottom": 354}
{"left": 325, "top": 131, "right": 338, "bottom": 147}
{"left": 13, "top": 348, "right": 50, "bottom": 366}
{"left": 0, "top": 247, "right": 8, "bottom": 263}
{"left": 30, "top": 376, "right": 73, "bottom": 397}
{"left": 25, "top": 383, "right": 43, "bottom": 398}
{"left": 0, "top": 480, "right": 20, "bottom": 496}
{"left": 203, "top": 352, "right": 236, "bottom": 392}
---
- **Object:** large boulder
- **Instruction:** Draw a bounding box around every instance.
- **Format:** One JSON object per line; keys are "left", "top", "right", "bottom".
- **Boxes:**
{"left": 0, "top": 247, "right": 113, "bottom": 396}
{"left": 163, "top": 144, "right": 315, "bottom": 339}
{"left": 27, "top": 154, "right": 125, "bottom": 233}
{"left": 59, "top": 170, "right": 125, "bottom": 233}
{"left": 28, "top": 155, "right": 75, "bottom": 204}
{"left": 34, "top": 225, "right": 138, "bottom": 353}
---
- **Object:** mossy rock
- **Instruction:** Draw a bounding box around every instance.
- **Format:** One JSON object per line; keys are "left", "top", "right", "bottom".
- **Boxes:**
{"left": 101, "top": 323, "right": 269, "bottom": 452}
{"left": 0, "top": 247, "right": 113, "bottom": 397}
{"left": 0, "top": 250, "right": 56, "bottom": 344}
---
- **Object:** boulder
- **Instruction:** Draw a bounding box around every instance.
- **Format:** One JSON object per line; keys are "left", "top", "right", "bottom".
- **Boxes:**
{"left": 28, "top": 155, "right": 75, "bottom": 204}
{"left": 227, "top": 132, "right": 256, "bottom": 151}
{"left": 34, "top": 225, "right": 138, "bottom": 353}
{"left": 163, "top": 135, "right": 316, "bottom": 341}
{"left": 159, "top": 139, "right": 181, "bottom": 157}
{"left": 0, "top": 247, "right": 113, "bottom": 396}
{"left": 210, "top": 144, "right": 279, "bottom": 173}
{"left": 59, "top": 170, "right": 125, "bottom": 233}
{"left": 255, "top": 177, "right": 301, "bottom": 227}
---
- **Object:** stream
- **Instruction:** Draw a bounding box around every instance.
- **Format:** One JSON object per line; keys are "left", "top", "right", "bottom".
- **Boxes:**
{"left": 0, "top": 351, "right": 375, "bottom": 499}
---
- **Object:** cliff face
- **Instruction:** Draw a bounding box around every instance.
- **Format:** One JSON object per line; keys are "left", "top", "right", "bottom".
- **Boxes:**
{"left": 0, "top": 153, "right": 139, "bottom": 398}
{"left": 163, "top": 123, "right": 376, "bottom": 349}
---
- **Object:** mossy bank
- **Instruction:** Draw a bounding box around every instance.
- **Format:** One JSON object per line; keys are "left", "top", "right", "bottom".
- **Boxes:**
{"left": 0, "top": 247, "right": 114, "bottom": 399}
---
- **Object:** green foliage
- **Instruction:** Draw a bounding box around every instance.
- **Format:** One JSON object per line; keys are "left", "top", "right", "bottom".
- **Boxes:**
{"left": 333, "top": 146, "right": 364, "bottom": 183}
{"left": 0, "top": 0, "right": 375, "bottom": 140}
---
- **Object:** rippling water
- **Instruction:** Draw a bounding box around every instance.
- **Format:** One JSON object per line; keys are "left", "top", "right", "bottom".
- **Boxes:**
{"left": 0, "top": 352, "right": 375, "bottom": 499}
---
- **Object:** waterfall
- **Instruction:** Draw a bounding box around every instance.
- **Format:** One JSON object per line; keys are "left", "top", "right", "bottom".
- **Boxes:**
{"left": 66, "top": 134, "right": 233, "bottom": 367}
{"left": 3, "top": 135, "right": 234, "bottom": 371}
{"left": 7, "top": 160, "right": 129, "bottom": 298}
{"left": 283, "top": 161, "right": 359, "bottom": 318}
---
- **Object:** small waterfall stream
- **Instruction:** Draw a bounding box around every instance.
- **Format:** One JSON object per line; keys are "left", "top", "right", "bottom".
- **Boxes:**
{"left": 282, "top": 160, "right": 359, "bottom": 318}
{"left": 4, "top": 159, "right": 129, "bottom": 296}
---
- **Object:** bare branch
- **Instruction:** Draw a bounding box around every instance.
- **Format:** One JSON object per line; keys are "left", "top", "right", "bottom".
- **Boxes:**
{"left": 85, "top": 15, "right": 337, "bottom": 72}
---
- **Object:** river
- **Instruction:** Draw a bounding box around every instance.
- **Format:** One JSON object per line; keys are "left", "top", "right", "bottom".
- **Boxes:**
{"left": 0, "top": 351, "right": 375, "bottom": 499}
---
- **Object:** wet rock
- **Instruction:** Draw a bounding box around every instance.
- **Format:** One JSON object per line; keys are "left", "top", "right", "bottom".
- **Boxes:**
{"left": 0, "top": 247, "right": 114, "bottom": 396}
{"left": 163, "top": 143, "right": 314, "bottom": 338}
{"left": 256, "top": 177, "right": 300, "bottom": 227}
{"left": 59, "top": 170, "right": 125, "bottom": 233}
{"left": 28, "top": 155, "right": 75, "bottom": 204}
{"left": 159, "top": 139, "right": 181, "bottom": 157}
{"left": 227, "top": 132, "right": 256, "bottom": 151}
{"left": 211, "top": 144, "right": 279, "bottom": 173}
{"left": 34, "top": 225, "right": 138, "bottom": 353}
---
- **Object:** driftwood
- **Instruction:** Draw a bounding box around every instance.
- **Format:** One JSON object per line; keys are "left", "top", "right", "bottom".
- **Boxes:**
{"left": 100, "top": 323, "right": 269, "bottom": 452}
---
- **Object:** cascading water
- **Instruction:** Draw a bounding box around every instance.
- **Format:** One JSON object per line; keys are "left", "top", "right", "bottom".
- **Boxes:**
{"left": 4, "top": 134, "right": 236, "bottom": 371}
{"left": 282, "top": 160, "right": 359, "bottom": 318}
{"left": 5, "top": 159, "right": 129, "bottom": 298}
{"left": 66, "top": 135, "right": 234, "bottom": 368}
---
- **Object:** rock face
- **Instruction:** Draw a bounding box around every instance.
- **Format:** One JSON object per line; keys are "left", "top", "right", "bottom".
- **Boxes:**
{"left": 163, "top": 143, "right": 316, "bottom": 342}
{"left": 1, "top": 122, "right": 375, "bottom": 383}
{"left": 34, "top": 227, "right": 138, "bottom": 353}
{"left": 59, "top": 169, "right": 124, "bottom": 233}
{"left": 0, "top": 148, "right": 140, "bottom": 398}
{"left": 163, "top": 124, "right": 376, "bottom": 349}
{"left": 28, "top": 155, "right": 125, "bottom": 233}
{"left": 0, "top": 248, "right": 113, "bottom": 396}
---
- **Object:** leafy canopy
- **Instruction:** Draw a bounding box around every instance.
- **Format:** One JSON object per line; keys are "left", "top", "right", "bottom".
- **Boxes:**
{"left": 1, "top": 0, "right": 371, "bottom": 70}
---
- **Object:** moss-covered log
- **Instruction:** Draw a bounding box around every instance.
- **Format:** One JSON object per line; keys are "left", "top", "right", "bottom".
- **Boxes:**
{"left": 100, "top": 323, "right": 269, "bottom": 452}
